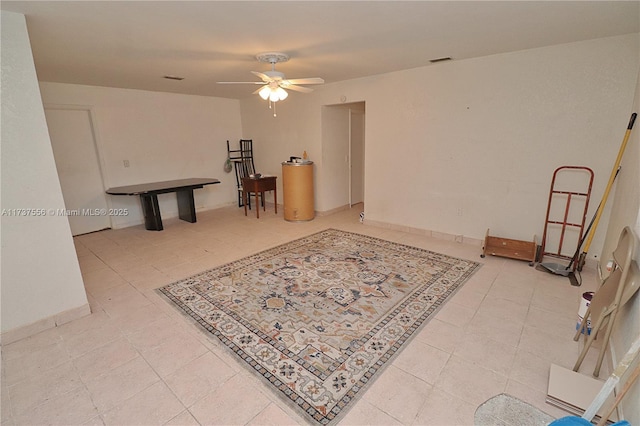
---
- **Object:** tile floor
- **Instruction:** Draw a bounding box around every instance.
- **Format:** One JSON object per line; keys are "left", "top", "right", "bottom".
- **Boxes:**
{"left": 1, "top": 204, "right": 605, "bottom": 425}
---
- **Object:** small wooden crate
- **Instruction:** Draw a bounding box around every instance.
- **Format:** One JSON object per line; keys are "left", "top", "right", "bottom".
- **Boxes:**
{"left": 481, "top": 229, "right": 537, "bottom": 265}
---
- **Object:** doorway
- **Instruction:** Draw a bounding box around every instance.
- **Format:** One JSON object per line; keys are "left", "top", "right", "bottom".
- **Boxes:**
{"left": 349, "top": 107, "right": 365, "bottom": 206}
{"left": 321, "top": 102, "right": 365, "bottom": 210}
{"left": 44, "top": 106, "right": 111, "bottom": 235}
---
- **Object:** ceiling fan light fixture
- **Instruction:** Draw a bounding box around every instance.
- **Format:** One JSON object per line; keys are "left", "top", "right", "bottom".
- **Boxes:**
{"left": 258, "top": 86, "right": 271, "bottom": 100}
{"left": 276, "top": 87, "right": 288, "bottom": 100}
{"left": 261, "top": 86, "right": 288, "bottom": 102}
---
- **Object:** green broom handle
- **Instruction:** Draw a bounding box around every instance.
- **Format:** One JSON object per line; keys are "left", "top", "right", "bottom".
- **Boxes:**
{"left": 581, "top": 112, "right": 636, "bottom": 257}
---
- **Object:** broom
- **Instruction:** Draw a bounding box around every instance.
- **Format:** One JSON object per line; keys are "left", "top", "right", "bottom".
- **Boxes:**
{"left": 577, "top": 112, "right": 636, "bottom": 275}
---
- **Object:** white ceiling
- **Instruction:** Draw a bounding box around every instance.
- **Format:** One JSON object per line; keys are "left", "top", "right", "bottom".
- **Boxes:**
{"left": 2, "top": 1, "right": 639, "bottom": 100}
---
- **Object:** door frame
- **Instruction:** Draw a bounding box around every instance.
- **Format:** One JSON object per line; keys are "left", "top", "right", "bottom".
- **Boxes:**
{"left": 349, "top": 108, "right": 365, "bottom": 207}
{"left": 44, "top": 103, "right": 114, "bottom": 231}
{"left": 348, "top": 111, "right": 352, "bottom": 207}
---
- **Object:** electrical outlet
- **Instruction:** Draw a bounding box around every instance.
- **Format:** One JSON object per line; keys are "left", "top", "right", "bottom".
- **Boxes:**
{"left": 123, "top": 160, "right": 130, "bottom": 168}
{"left": 456, "top": 207, "right": 463, "bottom": 216}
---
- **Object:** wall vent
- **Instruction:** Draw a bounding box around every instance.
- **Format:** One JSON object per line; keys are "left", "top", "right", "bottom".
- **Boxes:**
{"left": 429, "top": 57, "right": 452, "bottom": 63}
{"left": 163, "top": 75, "right": 185, "bottom": 80}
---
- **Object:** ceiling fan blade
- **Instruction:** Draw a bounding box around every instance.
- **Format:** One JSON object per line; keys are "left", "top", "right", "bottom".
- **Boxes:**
{"left": 285, "top": 78, "right": 325, "bottom": 85}
{"left": 217, "top": 81, "right": 265, "bottom": 84}
{"left": 285, "top": 84, "right": 314, "bottom": 93}
{"left": 251, "top": 71, "right": 273, "bottom": 82}
{"left": 252, "top": 85, "right": 268, "bottom": 95}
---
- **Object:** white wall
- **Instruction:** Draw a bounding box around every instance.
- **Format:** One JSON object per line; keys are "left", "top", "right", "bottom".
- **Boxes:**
{"left": 320, "top": 106, "right": 351, "bottom": 209}
{"left": 241, "top": 34, "right": 639, "bottom": 261}
{"left": 1, "top": 12, "right": 89, "bottom": 338}
{"left": 599, "top": 64, "right": 640, "bottom": 425}
{"left": 239, "top": 98, "right": 322, "bottom": 208}
{"left": 39, "top": 83, "right": 243, "bottom": 228}
{"left": 350, "top": 108, "right": 365, "bottom": 205}
{"left": 242, "top": 32, "right": 640, "bottom": 421}
{"left": 2, "top": 10, "right": 638, "bottom": 414}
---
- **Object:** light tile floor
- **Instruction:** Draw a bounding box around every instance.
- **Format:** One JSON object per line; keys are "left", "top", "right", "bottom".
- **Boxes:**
{"left": 1, "top": 204, "right": 605, "bottom": 425}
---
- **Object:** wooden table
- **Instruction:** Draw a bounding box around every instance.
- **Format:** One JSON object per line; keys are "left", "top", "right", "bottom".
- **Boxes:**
{"left": 242, "top": 176, "right": 277, "bottom": 218}
{"left": 106, "top": 178, "right": 220, "bottom": 231}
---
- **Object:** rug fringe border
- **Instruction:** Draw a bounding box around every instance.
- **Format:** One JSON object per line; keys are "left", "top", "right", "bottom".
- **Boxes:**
{"left": 155, "top": 287, "right": 315, "bottom": 424}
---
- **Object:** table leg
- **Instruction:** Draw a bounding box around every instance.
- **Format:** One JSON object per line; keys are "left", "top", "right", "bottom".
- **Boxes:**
{"left": 244, "top": 191, "right": 248, "bottom": 216}
{"left": 140, "top": 194, "right": 163, "bottom": 231}
{"left": 255, "top": 191, "right": 260, "bottom": 218}
{"left": 177, "top": 189, "right": 197, "bottom": 223}
{"left": 274, "top": 188, "right": 277, "bottom": 214}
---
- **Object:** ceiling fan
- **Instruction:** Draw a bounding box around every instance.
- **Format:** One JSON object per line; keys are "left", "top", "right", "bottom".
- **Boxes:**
{"left": 217, "top": 52, "right": 324, "bottom": 115}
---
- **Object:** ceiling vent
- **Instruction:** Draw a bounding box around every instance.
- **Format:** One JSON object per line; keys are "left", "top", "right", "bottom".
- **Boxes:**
{"left": 429, "top": 57, "right": 452, "bottom": 63}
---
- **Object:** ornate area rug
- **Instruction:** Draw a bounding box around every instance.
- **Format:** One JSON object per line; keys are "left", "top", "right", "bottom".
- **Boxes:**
{"left": 159, "top": 229, "right": 480, "bottom": 424}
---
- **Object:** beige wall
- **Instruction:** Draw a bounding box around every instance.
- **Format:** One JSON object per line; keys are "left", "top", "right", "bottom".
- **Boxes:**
{"left": 241, "top": 35, "right": 640, "bottom": 420}
{"left": 3, "top": 11, "right": 639, "bottom": 419}
{"left": 600, "top": 64, "right": 640, "bottom": 425}
{"left": 1, "top": 12, "right": 89, "bottom": 339}
{"left": 39, "top": 83, "right": 243, "bottom": 228}
{"left": 241, "top": 34, "right": 640, "bottom": 262}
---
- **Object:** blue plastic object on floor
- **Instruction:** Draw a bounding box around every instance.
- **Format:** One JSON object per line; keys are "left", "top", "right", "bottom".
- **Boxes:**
{"left": 548, "top": 418, "right": 590, "bottom": 426}
{"left": 549, "top": 417, "right": 630, "bottom": 426}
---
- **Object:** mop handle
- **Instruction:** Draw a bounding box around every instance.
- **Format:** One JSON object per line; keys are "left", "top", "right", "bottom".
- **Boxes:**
{"left": 581, "top": 112, "right": 636, "bottom": 256}
{"left": 569, "top": 167, "right": 621, "bottom": 271}
{"left": 596, "top": 362, "right": 640, "bottom": 426}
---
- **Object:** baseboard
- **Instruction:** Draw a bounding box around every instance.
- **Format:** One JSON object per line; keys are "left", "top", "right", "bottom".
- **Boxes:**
{"left": 316, "top": 204, "right": 351, "bottom": 217}
{"left": 109, "top": 201, "right": 238, "bottom": 229}
{"left": 0, "top": 303, "right": 91, "bottom": 346}
{"left": 363, "top": 219, "right": 484, "bottom": 247}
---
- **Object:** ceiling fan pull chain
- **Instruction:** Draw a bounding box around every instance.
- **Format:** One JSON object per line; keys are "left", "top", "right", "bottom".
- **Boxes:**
{"left": 267, "top": 99, "right": 277, "bottom": 117}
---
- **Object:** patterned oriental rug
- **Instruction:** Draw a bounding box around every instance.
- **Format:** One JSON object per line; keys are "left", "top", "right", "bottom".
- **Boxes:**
{"left": 159, "top": 229, "right": 481, "bottom": 425}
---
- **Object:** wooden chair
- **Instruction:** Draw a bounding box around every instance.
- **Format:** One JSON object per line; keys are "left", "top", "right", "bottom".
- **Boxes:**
{"left": 227, "top": 139, "right": 260, "bottom": 208}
